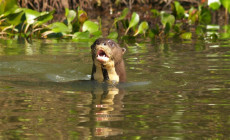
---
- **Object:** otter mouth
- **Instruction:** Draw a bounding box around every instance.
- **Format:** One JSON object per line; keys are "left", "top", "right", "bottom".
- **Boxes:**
{"left": 96, "top": 49, "right": 109, "bottom": 63}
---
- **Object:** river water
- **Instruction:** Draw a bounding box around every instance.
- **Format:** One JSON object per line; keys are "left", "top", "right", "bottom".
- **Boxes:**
{"left": 0, "top": 38, "right": 229, "bottom": 139}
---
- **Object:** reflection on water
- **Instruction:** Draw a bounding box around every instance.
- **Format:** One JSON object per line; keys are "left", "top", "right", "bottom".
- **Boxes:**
{"left": 0, "top": 78, "right": 126, "bottom": 139}
{"left": 0, "top": 38, "right": 230, "bottom": 139}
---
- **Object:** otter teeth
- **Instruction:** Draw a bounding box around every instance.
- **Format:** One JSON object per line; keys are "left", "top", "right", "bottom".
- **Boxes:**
{"left": 96, "top": 50, "right": 109, "bottom": 62}
{"left": 97, "top": 54, "right": 106, "bottom": 57}
{"left": 97, "top": 54, "right": 109, "bottom": 62}
{"left": 97, "top": 54, "right": 107, "bottom": 58}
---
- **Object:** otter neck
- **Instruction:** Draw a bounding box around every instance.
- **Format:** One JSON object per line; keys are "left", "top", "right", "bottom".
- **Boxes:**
{"left": 101, "top": 65, "right": 109, "bottom": 81}
{"left": 93, "top": 62, "right": 119, "bottom": 83}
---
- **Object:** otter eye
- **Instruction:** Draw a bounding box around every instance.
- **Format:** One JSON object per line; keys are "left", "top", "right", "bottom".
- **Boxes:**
{"left": 103, "top": 43, "right": 106, "bottom": 46}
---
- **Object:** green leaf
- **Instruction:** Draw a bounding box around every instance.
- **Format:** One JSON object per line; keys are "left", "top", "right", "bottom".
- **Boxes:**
{"left": 152, "top": 24, "right": 160, "bottom": 35}
{"left": 134, "top": 21, "right": 149, "bottom": 36}
{"left": 92, "top": 30, "right": 102, "bottom": 36}
{"left": 0, "top": 0, "right": 17, "bottom": 14}
{"left": 24, "top": 9, "right": 41, "bottom": 24}
{"left": 125, "top": 12, "right": 140, "bottom": 35}
{"left": 36, "top": 10, "right": 54, "bottom": 26}
{"left": 221, "top": 0, "right": 230, "bottom": 13}
{"left": 173, "top": 1, "right": 185, "bottom": 19}
{"left": 107, "top": 32, "right": 118, "bottom": 39}
{"left": 6, "top": 10, "right": 24, "bottom": 26}
{"left": 173, "top": 23, "right": 182, "bottom": 33}
{"left": 72, "top": 31, "right": 90, "bottom": 41}
{"left": 195, "top": 25, "right": 206, "bottom": 37}
{"left": 65, "top": 8, "right": 69, "bottom": 16}
{"left": 220, "top": 25, "right": 230, "bottom": 39}
{"left": 151, "top": 9, "right": 160, "bottom": 18}
{"left": 48, "top": 22, "right": 71, "bottom": 33}
{"left": 82, "top": 20, "right": 99, "bottom": 34}
{"left": 114, "top": 8, "right": 129, "bottom": 24}
{"left": 180, "top": 32, "right": 192, "bottom": 39}
{"left": 164, "top": 22, "right": 171, "bottom": 35}
{"left": 188, "top": 7, "right": 198, "bottom": 24}
{"left": 209, "top": 1, "right": 221, "bottom": 10}
{"left": 128, "top": 12, "right": 140, "bottom": 29}
{"left": 91, "top": 31, "right": 102, "bottom": 40}
{"left": 2, "top": 7, "right": 23, "bottom": 18}
{"left": 199, "top": 6, "right": 211, "bottom": 24}
{"left": 148, "top": 29, "right": 155, "bottom": 38}
{"left": 65, "top": 8, "right": 76, "bottom": 32}
{"left": 161, "top": 12, "right": 175, "bottom": 28}
{"left": 65, "top": 8, "right": 76, "bottom": 24}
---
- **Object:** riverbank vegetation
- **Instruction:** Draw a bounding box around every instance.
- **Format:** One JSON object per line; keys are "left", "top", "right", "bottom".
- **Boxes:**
{"left": 0, "top": 0, "right": 230, "bottom": 42}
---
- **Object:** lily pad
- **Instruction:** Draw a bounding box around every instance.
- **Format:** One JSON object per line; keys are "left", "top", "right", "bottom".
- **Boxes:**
{"left": 24, "top": 9, "right": 41, "bottom": 24}
{"left": 209, "top": 0, "right": 221, "bottom": 10}
{"left": 221, "top": 0, "right": 230, "bottom": 13}
{"left": 114, "top": 8, "right": 129, "bottom": 24}
{"left": 125, "top": 12, "right": 140, "bottom": 34}
{"left": 0, "top": 0, "right": 17, "bottom": 15}
{"left": 199, "top": 6, "right": 211, "bottom": 24}
{"left": 173, "top": 1, "right": 185, "bottom": 19}
{"left": 82, "top": 20, "right": 99, "bottom": 34}
{"left": 128, "top": 12, "right": 139, "bottom": 29}
{"left": 164, "top": 22, "right": 171, "bottom": 35}
{"left": 49, "top": 22, "right": 71, "bottom": 33}
{"left": 134, "top": 21, "right": 149, "bottom": 36}
{"left": 107, "top": 32, "right": 118, "bottom": 39}
{"left": 161, "top": 12, "right": 175, "bottom": 28}
{"left": 65, "top": 8, "right": 76, "bottom": 24}
{"left": 180, "top": 32, "right": 192, "bottom": 39}
{"left": 35, "top": 10, "right": 54, "bottom": 26}
{"left": 6, "top": 10, "right": 24, "bottom": 26}
{"left": 72, "top": 31, "right": 90, "bottom": 41}
{"left": 151, "top": 9, "right": 160, "bottom": 18}
{"left": 188, "top": 7, "right": 198, "bottom": 24}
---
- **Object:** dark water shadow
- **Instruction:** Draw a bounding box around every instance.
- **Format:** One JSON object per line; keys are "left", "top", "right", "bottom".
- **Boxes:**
{"left": 1, "top": 75, "right": 151, "bottom": 91}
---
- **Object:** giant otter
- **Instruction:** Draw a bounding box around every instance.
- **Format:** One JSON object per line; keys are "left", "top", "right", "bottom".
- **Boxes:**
{"left": 91, "top": 38, "right": 126, "bottom": 83}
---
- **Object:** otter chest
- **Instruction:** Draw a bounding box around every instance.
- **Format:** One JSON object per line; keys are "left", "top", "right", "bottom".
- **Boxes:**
{"left": 93, "top": 61, "right": 119, "bottom": 83}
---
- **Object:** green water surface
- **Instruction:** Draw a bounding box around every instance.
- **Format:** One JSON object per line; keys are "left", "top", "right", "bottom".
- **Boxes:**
{"left": 0, "top": 38, "right": 230, "bottom": 139}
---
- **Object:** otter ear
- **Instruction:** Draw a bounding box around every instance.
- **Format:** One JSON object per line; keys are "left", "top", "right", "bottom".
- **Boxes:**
{"left": 122, "top": 48, "right": 126, "bottom": 54}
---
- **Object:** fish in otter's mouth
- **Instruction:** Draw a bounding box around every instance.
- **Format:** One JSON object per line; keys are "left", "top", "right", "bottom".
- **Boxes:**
{"left": 96, "top": 49, "right": 109, "bottom": 63}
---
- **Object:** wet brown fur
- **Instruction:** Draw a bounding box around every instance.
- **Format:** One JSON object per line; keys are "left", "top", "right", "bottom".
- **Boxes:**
{"left": 91, "top": 38, "right": 126, "bottom": 83}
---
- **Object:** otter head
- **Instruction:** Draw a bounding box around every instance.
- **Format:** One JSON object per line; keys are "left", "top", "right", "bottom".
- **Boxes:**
{"left": 91, "top": 38, "right": 126, "bottom": 84}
